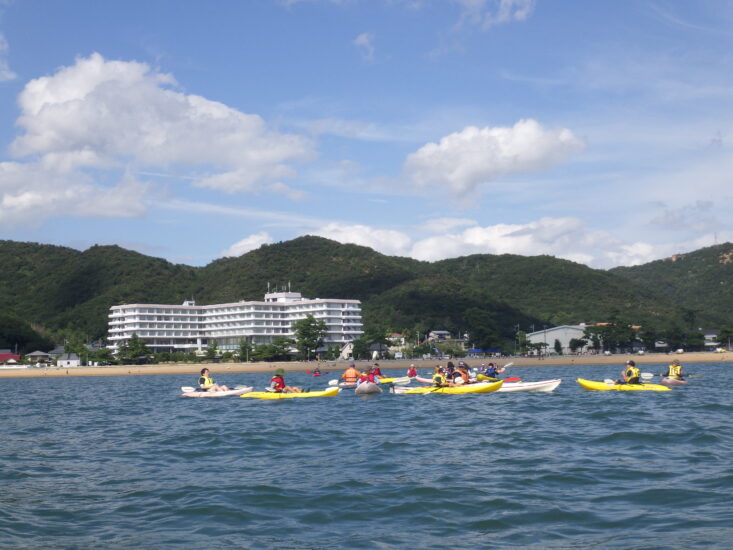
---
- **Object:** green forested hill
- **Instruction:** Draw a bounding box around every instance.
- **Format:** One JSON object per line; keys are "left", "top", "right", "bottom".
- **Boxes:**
{"left": 433, "top": 254, "right": 681, "bottom": 327}
{"left": 610, "top": 243, "right": 733, "bottom": 327}
{"left": 1, "top": 236, "right": 726, "bottom": 347}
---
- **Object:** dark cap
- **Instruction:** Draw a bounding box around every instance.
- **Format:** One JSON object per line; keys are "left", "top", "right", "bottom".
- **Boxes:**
{"left": 625, "top": 360, "right": 636, "bottom": 366}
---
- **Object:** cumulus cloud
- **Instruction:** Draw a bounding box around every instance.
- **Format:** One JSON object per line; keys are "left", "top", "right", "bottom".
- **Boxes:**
{"left": 0, "top": 33, "right": 15, "bottom": 82}
{"left": 353, "top": 32, "right": 375, "bottom": 61}
{"left": 221, "top": 232, "right": 274, "bottom": 257}
{"left": 455, "top": 0, "right": 535, "bottom": 29}
{"left": 1, "top": 53, "right": 313, "bottom": 224}
{"left": 404, "top": 119, "right": 585, "bottom": 196}
{"left": 305, "top": 216, "right": 671, "bottom": 268}
{"left": 312, "top": 222, "right": 413, "bottom": 256}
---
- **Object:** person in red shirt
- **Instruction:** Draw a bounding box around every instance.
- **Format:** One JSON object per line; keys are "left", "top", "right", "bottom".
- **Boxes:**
{"left": 407, "top": 364, "right": 418, "bottom": 377}
{"left": 269, "top": 368, "right": 302, "bottom": 393}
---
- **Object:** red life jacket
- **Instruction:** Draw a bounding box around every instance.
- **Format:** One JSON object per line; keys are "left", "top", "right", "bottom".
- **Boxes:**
{"left": 407, "top": 368, "right": 417, "bottom": 377}
{"left": 359, "top": 373, "right": 377, "bottom": 384}
{"left": 271, "top": 376, "right": 285, "bottom": 391}
{"left": 373, "top": 368, "right": 383, "bottom": 377}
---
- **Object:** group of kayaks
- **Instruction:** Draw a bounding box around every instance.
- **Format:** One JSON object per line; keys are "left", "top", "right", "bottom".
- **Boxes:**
{"left": 181, "top": 369, "right": 691, "bottom": 398}
{"left": 181, "top": 374, "right": 564, "bottom": 399}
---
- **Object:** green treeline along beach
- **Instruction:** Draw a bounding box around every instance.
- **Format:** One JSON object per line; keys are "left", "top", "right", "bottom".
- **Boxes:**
{"left": 3, "top": 237, "right": 733, "bottom": 354}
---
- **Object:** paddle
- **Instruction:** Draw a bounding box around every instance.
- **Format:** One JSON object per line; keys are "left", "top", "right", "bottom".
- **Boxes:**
{"left": 328, "top": 379, "right": 338, "bottom": 386}
{"left": 641, "top": 372, "right": 655, "bottom": 380}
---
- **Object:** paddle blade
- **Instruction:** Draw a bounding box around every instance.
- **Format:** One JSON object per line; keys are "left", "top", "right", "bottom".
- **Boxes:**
{"left": 181, "top": 386, "right": 195, "bottom": 393}
{"left": 328, "top": 379, "right": 338, "bottom": 386}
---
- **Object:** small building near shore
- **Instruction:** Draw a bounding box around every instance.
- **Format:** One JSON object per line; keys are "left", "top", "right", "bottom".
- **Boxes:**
{"left": 526, "top": 325, "right": 588, "bottom": 354}
{"left": 0, "top": 352, "right": 21, "bottom": 364}
{"left": 57, "top": 353, "right": 81, "bottom": 367}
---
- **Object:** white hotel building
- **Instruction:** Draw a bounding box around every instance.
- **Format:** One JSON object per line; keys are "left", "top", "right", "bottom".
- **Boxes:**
{"left": 107, "top": 291, "right": 363, "bottom": 354}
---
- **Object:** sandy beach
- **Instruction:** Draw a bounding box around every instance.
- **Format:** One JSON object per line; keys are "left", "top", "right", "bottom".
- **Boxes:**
{"left": 1, "top": 351, "right": 730, "bottom": 379}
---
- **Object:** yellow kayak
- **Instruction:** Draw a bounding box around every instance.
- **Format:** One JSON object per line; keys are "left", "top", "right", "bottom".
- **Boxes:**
{"left": 240, "top": 387, "right": 341, "bottom": 399}
{"left": 576, "top": 378, "right": 671, "bottom": 392}
{"left": 400, "top": 381, "right": 503, "bottom": 394}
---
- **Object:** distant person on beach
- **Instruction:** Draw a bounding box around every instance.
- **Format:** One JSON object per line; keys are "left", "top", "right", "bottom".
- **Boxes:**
{"left": 617, "top": 360, "right": 641, "bottom": 385}
{"left": 270, "top": 368, "right": 302, "bottom": 393}
{"left": 341, "top": 363, "right": 361, "bottom": 383}
{"left": 662, "top": 359, "right": 685, "bottom": 380}
{"left": 198, "top": 368, "right": 229, "bottom": 392}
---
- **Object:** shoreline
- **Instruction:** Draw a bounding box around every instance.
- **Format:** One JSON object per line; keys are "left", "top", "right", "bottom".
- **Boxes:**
{"left": 0, "top": 351, "right": 730, "bottom": 379}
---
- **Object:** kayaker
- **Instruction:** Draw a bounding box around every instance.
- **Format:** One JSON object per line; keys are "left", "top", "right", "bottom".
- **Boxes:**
{"left": 454, "top": 362, "right": 471, "bottom": 384}
{"left": 270, "top": 368, "right": 302, "bottom": 393}
{"left": 407, "top": 364, "right": 418, "bottom": 377}
{"left": 341, "top": 362, "right": 361, "bottom": 384}
{"left": 198, "top": 368, "right": 229, "bottom": 392}
{"left": 662, "top": 359, "right": 685, "bottom": 380}
{"left": 432, "top": 367, "right": 449, "bottom": 387}
{"left": 481, "top": 362, "right": 500, "bottom": 379}
{"left": 372, "top": 363, "right": 385, "bottom": 379}
{"left": 617, "top": 360, "right": 641, "bottom": 384}
{"left": 358, "top": 366, "right": 379, "bottom": 384}
{"left": 445, "top": 361, "right": 457, "bottom": 381}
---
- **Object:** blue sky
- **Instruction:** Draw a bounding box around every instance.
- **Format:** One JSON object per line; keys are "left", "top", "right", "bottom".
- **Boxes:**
{"left": 1, "top": 0, "right": 732, "bottom": 268}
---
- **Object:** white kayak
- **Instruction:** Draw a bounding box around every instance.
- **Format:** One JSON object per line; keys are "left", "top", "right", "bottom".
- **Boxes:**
{"left": 496, "top": 379, "right": 561, "bottom": 393}
{"left": 181, "top": 386, "right": 253, "bottom": 397}
{"left": 355, "top": 381, "right": 383, "bottom": 395}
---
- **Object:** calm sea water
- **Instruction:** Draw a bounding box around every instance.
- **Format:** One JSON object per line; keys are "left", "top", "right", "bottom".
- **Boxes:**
{"left": 1, "top": 362, "right": 732, "bottom": 549}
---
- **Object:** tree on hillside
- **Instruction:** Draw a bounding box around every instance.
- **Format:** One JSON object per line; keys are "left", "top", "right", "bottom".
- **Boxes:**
{"left": 684, "top": 331, "right": 705, "bottom": 351}
{"left": 293, "top": 314, "right": 327, "bottom": 359}
{"left": 716, "top": 327, "right": 733, "bottom": 349}
{"left": 117, "top": 333, "right": 150, "bottom": 364}
{"left": 251, "top": 337, "right": 294, "bottom": 361}
{"left": 351, "top": 337, "right": 370, "bottom": 360}
{"left": 664, "top": 325, "right": 685, "bottom": 350}
{"left": 568, "top": 338, "right": 587, "bottom": 353}
{"left": 554, "top": 339, "right": 563, "bottom": 355}
{"left": 463, "top": 307, "right": 501, "bottom": 350}
{"left": 205, "top": 339, "right": 218, "bottom": 359}
{"left": 0, "top": 314, "right": 54, "bottom": 355}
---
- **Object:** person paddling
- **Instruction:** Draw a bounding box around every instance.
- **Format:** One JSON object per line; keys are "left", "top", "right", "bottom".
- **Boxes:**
{"left": 662, "top": 359, "right": 685, "bottom": 380}
{"left": 372, "top": 363, "right": 385, "bottom": 379}
{"left": 617, "top": 360, "right": 641, "bottom": 385}
{"left": 270, "top": 368, "right": 302, "bottom": 393}
{"left": 454, "top": 362, "right": 471, "bottom": 385}
{"left": 358, "top": 366, "right": 379, "bottom": 385}
{"left": 341, "top": 362, "right": 361, "bottom": 384}
{"left": 198, "top": 368, "right": 229, "bottom": 392}
{"left": 407, "top": 364, "right": 418, "bottom": 378}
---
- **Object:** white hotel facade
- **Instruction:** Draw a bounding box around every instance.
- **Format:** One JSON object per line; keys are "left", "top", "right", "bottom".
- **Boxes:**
{"left": 107, "top": 291, "right": 363, "bottom": 354}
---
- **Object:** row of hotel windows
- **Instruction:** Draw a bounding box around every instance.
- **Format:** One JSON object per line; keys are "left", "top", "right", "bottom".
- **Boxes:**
{"left": 112, "top": 330, "right": 360, "bottom": 338}
{"left": 110, "top": 312, "right": 362, "bottom": 322}
{"left": 111, "top": 304, "right": 361, "bottom": 315}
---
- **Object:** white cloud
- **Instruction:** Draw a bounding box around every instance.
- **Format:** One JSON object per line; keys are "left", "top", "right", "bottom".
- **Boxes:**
{"left": 1, "top": 53, "right": 314, "bottom": 225}
{"left": 312, "top": 222, "right": 413, "bottom": 256}
{"left": 404, "top": 119, "right": 585, "bottom": 196}
{"left": 455, "top": 0, "right": 535, "bottom": 30}
{"left": 353, "top": 32, "right": 375, "bottom": 61}
{"left": 221, "top": 232, "right": 274, "bottom": 257}
{"left": 0, "top": 33, "right": 15, "bottom": 82}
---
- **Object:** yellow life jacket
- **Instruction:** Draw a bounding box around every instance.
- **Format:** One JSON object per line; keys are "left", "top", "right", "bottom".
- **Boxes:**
{"left": 199, "top": 375, "right": 215, "bottom": 388}
{"left": 667, "top": 364, "right": 682, "bottom": 379}
{"left": 625, "top": 366, "right": 640, "bottom": 381}
{"left": 433, "top": 373, "right": 447, "bottom": 386}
